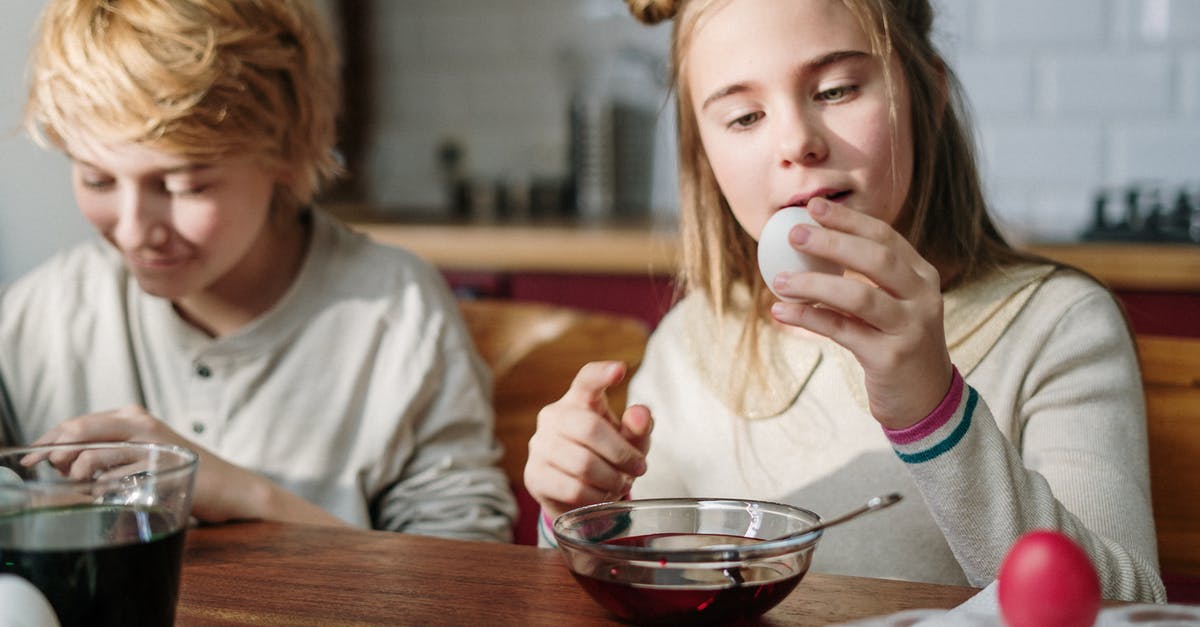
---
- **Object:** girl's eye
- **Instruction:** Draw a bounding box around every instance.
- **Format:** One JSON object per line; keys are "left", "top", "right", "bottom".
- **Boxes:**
{"left": 81, "top": 178, "right": 114, "bottom": 191}
{"left": 728, "top": 111, "right": 763, "bottom": 129}
{"left": 816, "top": 85, "right": 858, "bottom": 103}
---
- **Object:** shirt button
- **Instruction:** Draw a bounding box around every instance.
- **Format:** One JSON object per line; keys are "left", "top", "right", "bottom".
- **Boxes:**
{"left": 195, "top": 363, "right": 212, "bottom": 378}
{"left": 192, "top": 422, "right": 206, "bottom": 434}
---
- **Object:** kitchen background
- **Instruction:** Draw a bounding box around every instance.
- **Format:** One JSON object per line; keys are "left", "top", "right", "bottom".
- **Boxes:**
{"left": 1, "top": 0, "right": 1199, "bottom": 285}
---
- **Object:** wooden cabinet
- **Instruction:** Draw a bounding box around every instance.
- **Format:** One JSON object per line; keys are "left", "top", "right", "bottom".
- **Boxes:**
{"left": 353, "top": 221, "right": 1200, "bottom": 336}
{"left": 444, "top": 270, "right": 675, "bottom": 329}
{"left": 1024, "top": 243, "right": 1200, "bottom": 338}
{"left": 353, "top": 221, "right": 678, "bottom": 327}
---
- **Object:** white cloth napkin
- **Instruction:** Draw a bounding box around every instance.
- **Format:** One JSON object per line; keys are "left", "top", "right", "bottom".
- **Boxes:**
{"left": 836, "top": 581, "right": 1200, "bottom": 626}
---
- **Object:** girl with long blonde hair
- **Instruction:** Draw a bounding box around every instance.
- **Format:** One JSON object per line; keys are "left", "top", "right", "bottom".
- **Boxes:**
{"left": 525, "top": 0, "right": 1163, "bottom": 601}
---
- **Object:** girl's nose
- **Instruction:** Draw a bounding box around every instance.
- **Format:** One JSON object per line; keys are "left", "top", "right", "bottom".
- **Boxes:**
{"left": 776, "top": 109, "right": 829, "bottom": 167}
{"left": 112, "top": 188, "right": 169, "bottom": 250}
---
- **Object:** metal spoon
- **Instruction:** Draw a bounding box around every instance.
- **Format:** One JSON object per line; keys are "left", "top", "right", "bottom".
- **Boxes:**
{"left": 785, "top": 492, "right": 903, "bottom": 540}
{"left": 720, "top": 493, "right": 904, "bottom": 586}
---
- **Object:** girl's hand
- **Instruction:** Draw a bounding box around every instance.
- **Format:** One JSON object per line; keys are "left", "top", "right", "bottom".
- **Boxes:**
{"left": 524, "top": 361, "right": 653, "bottom": 520}
{"left": 29, "top": 405, "right": 345, "bottom": 525}
{"left": 768, "top": 197, "right": 954, "bottom": 430}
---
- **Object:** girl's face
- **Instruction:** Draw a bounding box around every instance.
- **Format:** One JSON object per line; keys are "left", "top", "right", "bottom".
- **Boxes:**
{"left": 687, "top": 0, "right": 913, "bottom": 240}
{"left": 67, "top": 138, "right": 283, "bottom": 303}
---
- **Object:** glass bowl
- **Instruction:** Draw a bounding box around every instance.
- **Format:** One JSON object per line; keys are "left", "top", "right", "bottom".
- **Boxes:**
{"left": 553, "top": 498, "right": 822, "bottom": 625}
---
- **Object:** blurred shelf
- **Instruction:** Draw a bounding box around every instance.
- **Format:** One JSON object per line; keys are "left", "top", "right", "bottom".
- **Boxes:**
{"left": 1025, "top": 242, "right": 1200, "bottom": 292}
{"left": 347, "top": 212, "right": 1200, "bottom": 291}
{"left": 350, "top": 220, "right": 679, "bottom": 275}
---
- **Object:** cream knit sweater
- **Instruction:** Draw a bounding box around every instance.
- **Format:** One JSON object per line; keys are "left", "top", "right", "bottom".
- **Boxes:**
{"left": 627, "top": 265, "right": 1165, "bottom": 603}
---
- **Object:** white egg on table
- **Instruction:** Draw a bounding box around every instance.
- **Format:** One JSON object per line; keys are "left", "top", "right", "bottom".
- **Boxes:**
{"left": 0, "top": 466, "right": 22, "bottom": 485}
{"left": 0, "top": 575, "right": 60, "bottom": 627}
{"left": 757, "top": 206, "right": 843, "bottom": 302}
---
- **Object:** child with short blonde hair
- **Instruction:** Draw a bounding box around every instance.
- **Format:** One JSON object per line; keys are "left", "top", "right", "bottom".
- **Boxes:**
{"left": 4, "top": 0, "right": 515, "bottom": 541}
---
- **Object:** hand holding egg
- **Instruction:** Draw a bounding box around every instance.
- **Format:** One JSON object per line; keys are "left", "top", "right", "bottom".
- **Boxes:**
{"left": 757, "top": 206, "right": 843, "bottom": 302}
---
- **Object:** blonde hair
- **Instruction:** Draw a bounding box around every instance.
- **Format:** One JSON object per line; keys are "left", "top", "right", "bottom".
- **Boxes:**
{"left": 25, "top": 0, "right": 343, "bottom": 213}
{"left": 629, "top": 0, "right": 1038, "bottom": 321}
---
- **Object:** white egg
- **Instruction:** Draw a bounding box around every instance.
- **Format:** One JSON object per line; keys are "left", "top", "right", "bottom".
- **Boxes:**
{"left": 0, "top": 466, "right": 21, "bottom": 485}
{"left": 0, "top": 575, "right": 61, "bottom": 627}
{"left": 757, "top": 206, "right": 843, "bottom": 302}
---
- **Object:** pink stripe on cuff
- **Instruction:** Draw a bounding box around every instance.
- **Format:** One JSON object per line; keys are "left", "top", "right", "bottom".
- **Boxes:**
{"left": 884, "top": 366, "right": 963, "bottom": 445}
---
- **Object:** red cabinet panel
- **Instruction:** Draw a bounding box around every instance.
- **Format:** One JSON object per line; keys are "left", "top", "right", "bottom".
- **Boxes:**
{"left": 444, "top": 271, "right": 1200, "bottom": 338}
{"left": 1117, "top": 291, "right": 1200, "bottom": 338}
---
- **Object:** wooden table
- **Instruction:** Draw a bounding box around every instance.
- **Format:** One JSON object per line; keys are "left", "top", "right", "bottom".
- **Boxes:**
{"left": 176, "top": 521, "right": 979, "bottom": 626}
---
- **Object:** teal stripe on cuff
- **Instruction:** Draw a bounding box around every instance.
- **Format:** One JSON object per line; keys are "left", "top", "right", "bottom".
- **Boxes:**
{"left": 538, "top": 512, "right": 559, "bottom": 548}
{"left": 895, "top": 386, "right": 978, "bottom": 464}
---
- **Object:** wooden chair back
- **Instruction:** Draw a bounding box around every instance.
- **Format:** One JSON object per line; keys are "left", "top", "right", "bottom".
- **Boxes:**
{"left": 458, "top": 299, "right": 650, "bottom": 492}
{"left": 1136, "top": 334, "right": 1200, "bottom": 578}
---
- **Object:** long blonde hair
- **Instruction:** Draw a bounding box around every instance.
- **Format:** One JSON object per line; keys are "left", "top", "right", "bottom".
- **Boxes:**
{"left": 25, "top": 0, "right": 343, "bottom": 213}
{"left": 629, "top": 0, "right": 1039, "bottom": 323}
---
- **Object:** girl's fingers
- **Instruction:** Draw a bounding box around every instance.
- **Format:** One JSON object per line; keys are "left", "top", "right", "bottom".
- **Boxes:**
{"left": 527, "top": 367, "right": 650, "bottom": 516}
{"left": 806, "top": 198, "right": 924, "bottom": 265}
{"left": 619, "top": 405, "right": 653, "bottom": 454}
{"left": 561, "top": 361, "right": 627, "bottom": 418}
{"left": 773, "top": 274, "right": 901, "bottom": 334}
{"left": 525, "top": 442, "right": 626, "bottom": 513}
{"left": 560, "top": 413, "right": 646, "bottom": 475}
{"left": 526, "top": 405, "right": 650, "bottom": 515}
{"left": 538, "top": 406, "right": 647, "bottom": 477}
{"left": 533, "top": 466, "right": 612, "bottom": 519}
{"left": 771, "top": 300, "right": 875, "bottom": 358}
{"left": 542, "top": 439, "right": 632, "bottom": 496}
{"left": 801, "top": 198, "right": 933, "bottom": 295}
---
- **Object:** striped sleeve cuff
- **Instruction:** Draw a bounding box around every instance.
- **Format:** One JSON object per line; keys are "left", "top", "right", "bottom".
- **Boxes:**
{"left": 884, "top": 366, "right": 977, "bottom": 464}
{"left": 538, "top": 509, "right": 559, "bottom": 548}
{"left": 538, "top": 492, "right": 632, "bottom": 548}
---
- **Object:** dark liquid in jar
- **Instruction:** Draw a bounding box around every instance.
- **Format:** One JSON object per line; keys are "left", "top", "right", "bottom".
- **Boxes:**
{"left": 573, "top": 532, "right": 802, "bottom": 625}
{"left": 0, "top": 504, "right": 186, "bottom": 627}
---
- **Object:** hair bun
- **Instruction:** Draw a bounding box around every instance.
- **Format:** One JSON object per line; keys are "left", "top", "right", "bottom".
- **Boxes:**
{"left": 625, "top": 0, "right": 679, "bottom": 24}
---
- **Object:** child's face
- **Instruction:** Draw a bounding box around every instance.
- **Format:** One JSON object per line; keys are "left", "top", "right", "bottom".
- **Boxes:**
{"left": 66, "top": 138, "right": 281, "bottom": 302}
{"left": 687, "top": 0, "right": 913, "bottom": 241}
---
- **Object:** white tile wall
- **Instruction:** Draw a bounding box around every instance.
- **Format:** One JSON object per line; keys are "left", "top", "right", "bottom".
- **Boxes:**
{"left": 955, "top": 56, "right": 1033, "bottom": 116}
{"left": 0, "top": 3, "right": 90, "bottom": 285}
{"left": 977, "top": 0, "right": 1108, "bottom": 49}
{"left": 363, "top": 0, "right": 670, "bottom": 216}
{"left": 943, "top": 0, "right": 1200, "bottom": 241}
{"left": 1113, "top": 125, "right": 1200, "bottom": 180}
{"left": 362, "top": 1, "right": 1200, "bottom": 242}
{"left": 1038, "top": 53, "right": 1172, "bottom": 116}
{"left": 979, "top": 124, "right": 1105, "bottom": 183}
{"left": 1180, "top": 51, "right": 1200, "bottom": 115}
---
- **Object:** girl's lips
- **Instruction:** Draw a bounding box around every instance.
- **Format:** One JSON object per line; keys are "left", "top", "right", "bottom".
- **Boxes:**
{"left": 785, "top": 189, "right": 851, "bottom": 208}
{"left": 823, "top": 190, "right": 852, "bottom": 204}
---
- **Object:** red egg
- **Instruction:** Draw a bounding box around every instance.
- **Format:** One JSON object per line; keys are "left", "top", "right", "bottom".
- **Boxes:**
{"left": 997, "top": 530, "right": 1101, "bottom": 627}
